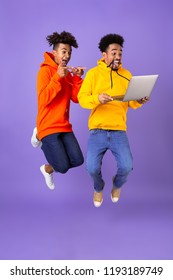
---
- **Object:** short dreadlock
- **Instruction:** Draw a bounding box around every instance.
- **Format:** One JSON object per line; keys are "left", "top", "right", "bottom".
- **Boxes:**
{"left": 46, "top": 31, "right": 78, "bottom": 50}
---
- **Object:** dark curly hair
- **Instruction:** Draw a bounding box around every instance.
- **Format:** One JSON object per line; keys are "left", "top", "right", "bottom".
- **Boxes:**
{"left": 98, "top": 33, "right": 124, "bottom": 52}
{"left": 46, "top": 31, "right": 78, "bottom": 49}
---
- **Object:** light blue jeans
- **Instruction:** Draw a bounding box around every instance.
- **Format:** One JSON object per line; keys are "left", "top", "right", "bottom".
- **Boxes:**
{"left": 86, "top": 129, "right": 133, "bottom": 192}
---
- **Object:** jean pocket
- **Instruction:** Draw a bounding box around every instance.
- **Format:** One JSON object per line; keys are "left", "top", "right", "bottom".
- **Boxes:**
{"left": 89, "top": 129, "right": 100, "bottom": 135}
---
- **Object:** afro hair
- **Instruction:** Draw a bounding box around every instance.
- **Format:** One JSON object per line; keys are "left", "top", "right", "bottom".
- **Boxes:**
{"left": 98, "top": 33, "right": 124, "bottom": 52}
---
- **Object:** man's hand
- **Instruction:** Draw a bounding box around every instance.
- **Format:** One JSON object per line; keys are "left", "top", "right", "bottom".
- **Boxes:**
{"left": 137, "top": 96, "right": 150, "bottom": 104}
{"left": 68, "top": 66, "right": 86, "bottom": 77}
{"left": 98, "top": 94, "right": 113, "bottom": 104}
{"left": 57, "top": 61, "right": 68, "bottom": 78}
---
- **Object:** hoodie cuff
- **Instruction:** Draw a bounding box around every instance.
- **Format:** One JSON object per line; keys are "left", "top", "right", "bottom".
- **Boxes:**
{"left": 72, "top": 75, "right": 83, "bottom": 83}
{"left": 93, "top": 94, "right": 101, "bottom": 105}
{"left": 128, "top": 100, "right": 143, "bottom": 109}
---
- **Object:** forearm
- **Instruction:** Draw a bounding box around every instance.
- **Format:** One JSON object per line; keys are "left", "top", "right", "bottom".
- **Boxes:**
{"left": 71, "top": 76, "right": 83, "bottom": 103}
{"left": 78, "top": 92, "right": 100, "bottom": 109}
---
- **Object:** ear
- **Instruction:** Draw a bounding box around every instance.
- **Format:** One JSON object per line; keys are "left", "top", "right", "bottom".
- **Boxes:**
{"left": 102, "top": 52, "right": 106, "bottom": 59}
{"left": 52, "top": 50, "right": 56, "bottom": 56}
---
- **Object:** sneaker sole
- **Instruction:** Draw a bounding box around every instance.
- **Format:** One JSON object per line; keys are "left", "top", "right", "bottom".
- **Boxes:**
{"left": 111, "top": 195, "right": 119, "bottom": 203}
{"left": 93, "top": 199, "right": 103, "bottom": 207}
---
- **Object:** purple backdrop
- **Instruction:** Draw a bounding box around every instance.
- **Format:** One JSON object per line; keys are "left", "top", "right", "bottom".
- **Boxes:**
{"left": 0, "top": 0, "right": 173, "bottom": 260}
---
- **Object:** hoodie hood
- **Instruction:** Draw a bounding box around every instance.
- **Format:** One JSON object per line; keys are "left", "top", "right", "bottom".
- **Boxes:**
{"left": 97, "top": 58, "right": 122, "bottom": 71}
{"left": 97, "top": 58, "right": 123, "bottom": 88}
{"left": 40, "top": 52, "right": 58, "bottom": 70}
{"left": 97, "top": 58, "right": 130, "bottom": 88}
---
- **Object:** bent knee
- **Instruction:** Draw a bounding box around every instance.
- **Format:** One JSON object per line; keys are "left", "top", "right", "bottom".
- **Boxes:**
{"left": 71, "top": 155, "right": 84, "bottom": 168}
{"left": 87, "top": 164, "right": 100, "bottom": 176}
{"left": 52, "top": 164, "right": 69, "bottom": 174}
{"left": 119, "top": 165, "right": 133, "bottom": 175}
{"left": 76, "top": 157, "right": 84, "bottom": 167}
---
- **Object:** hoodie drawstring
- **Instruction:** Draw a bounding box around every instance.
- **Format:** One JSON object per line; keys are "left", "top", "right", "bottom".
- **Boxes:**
{"left": 115, "top": 70, "right": 130, "bottom": 82}
{"left": 110, "top": 69, "right": 113, "bottom": 89}
{"left": 110, "top": 69, "right": 130, "bottom": 89}
{"left": 107, "top": 59, "right": 130, "bottom": 88}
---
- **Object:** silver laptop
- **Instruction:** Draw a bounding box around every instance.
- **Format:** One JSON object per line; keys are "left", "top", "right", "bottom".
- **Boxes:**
{"left": 112, "top": 74, "right": 159, "bottom": 102}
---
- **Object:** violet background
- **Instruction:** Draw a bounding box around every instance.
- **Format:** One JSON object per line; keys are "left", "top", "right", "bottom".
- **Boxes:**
{"left": 0, "top": 0, "right": 173, "bottom": 260}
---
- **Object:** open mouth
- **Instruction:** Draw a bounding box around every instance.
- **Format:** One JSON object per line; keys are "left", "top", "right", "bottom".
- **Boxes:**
{"left": 112, "top": 60, "right": 120, "bottom": 69}
{"left": 61, "top": 59, "right": 68, "bottom": 66}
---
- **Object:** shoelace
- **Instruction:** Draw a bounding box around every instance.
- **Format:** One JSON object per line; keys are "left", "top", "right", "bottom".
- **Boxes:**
{"left": 94, "top": 193, "right": 102, "bottom": 201}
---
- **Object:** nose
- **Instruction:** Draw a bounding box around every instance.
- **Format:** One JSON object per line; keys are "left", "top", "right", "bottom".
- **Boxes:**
{"left": 114, "top": 53, "right": 121, "bottom": 60}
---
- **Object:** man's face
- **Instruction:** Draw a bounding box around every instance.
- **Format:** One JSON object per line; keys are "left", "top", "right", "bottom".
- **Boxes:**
{"left": 103, "top": 43, "right": 122, "bottom": 70}
{"left": 52, "top": 43, "right": 72, "bottom": 66}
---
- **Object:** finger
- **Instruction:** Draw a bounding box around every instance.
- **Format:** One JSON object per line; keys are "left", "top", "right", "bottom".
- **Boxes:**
{"left": 103, "top": 97, "right": 113, "bottom": 102}
{"left": 77, "top": 66, "right": 87, "bottom": 70}
{"left": 66, "top": 66, "right": 74, "bottom": 70}
{"left": 67, "top": 66, "right": 86, "bottom": 70}
{"left": 103, "top": 94, "right": 113, "bottom": 101}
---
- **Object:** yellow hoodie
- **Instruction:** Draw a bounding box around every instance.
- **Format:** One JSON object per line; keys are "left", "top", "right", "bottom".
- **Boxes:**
{"left": 78, "top": 58, "right": 142, "bottom": 131}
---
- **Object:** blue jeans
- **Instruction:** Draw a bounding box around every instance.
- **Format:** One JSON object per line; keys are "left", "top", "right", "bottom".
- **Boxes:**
{"left": 86, "top": 129, "right": 133, "bottom": 192}
{"left": 41, "top": 132, "right": 84, "bottom": 173}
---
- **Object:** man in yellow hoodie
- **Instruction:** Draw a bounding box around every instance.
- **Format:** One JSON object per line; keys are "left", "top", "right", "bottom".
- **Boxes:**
{"left": 78, "top": 33, "right": 149, "bottom": 207}
{"left": 32, "top": 31, "right": 85, "bottom": 190}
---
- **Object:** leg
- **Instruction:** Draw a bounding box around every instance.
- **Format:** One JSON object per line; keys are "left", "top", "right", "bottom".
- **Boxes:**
{"left": 61, "top": 132, "right": 84, "bottom": 168}
{"left": 110, "top": 131, "right": 133, "bottom": 188}
{"left": 86, "top": 129, "right": 108, "bottom": 192}
{"left": 41, "top": 133, "right": 71, "bottom": 174}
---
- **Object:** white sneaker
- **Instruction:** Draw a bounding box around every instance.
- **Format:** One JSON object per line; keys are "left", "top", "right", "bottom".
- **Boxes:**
{"left": 31, "top": 127, "right": 42, "bottom": 148}
{"left": 40, "top": 165, "right": 55, "bottom": 190}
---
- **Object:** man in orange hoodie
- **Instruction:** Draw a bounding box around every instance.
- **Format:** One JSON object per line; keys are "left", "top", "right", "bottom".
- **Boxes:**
{"left": 32, "top": 31, "right": 85, "bottom": 190}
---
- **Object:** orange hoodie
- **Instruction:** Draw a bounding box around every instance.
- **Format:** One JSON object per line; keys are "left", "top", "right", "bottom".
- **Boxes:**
{"left": 36, "top": 52, "right": 83, "bottom": 140}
